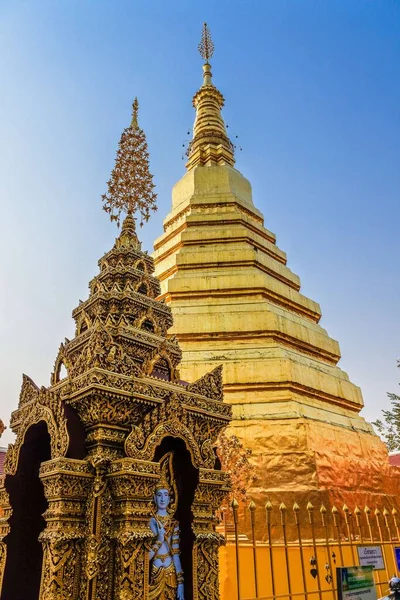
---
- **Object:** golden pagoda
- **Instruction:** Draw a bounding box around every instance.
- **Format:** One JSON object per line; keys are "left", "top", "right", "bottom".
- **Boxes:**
{"left": 153, "top": 24, "right": 400, "bottom": 535}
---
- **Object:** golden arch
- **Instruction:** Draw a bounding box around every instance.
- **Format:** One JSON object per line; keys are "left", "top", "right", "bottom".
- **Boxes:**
{"left": 135, "top": 279, "right": 150, "bottom": 296}
{"left": 51, "top": 345, "right": 72, "bottom": 385}
{"left": 125, "top": 417, "right": 214, "bottom": 470}
{"left": 137, "top": 314, "right": 158, "bottom": 334}
{"left": 77, "top": 315, "right": 91, "bottom": 335}
{"left": 146, "top": 351, "right": 179, "bottom": 382}
{"left": 4, "top": 403, "right": 68, "bottom": 477}
{"left": 134, "top": 259, "right": 147, "bottom": 273}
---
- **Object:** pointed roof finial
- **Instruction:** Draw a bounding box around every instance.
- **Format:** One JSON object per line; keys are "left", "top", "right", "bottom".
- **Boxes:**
{"left": 131, "top": 97, "right": 139, "bottom": 128}
{"left": 186, "top": 24, "right": 235, "bottom": 170}
{"left": 102, "top": 97, "right": 157, "bottom": 228}
{"left": 198, "top": 23, "right": 214, "bottom": 63}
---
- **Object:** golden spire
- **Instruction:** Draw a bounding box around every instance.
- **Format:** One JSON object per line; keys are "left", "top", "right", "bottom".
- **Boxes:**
{"left": 102, "top": 97, "right": 157, "bottom": 227}
{"left": 131, "top": 97, "right": 139, "bottom": 128}
{"left": 186, "top": 23, "right": 235, "bottom": 170}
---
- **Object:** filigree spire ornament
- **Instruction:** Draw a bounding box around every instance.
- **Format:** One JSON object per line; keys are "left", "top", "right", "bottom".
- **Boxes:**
{"left": 198, "top": 22, "right": 214, "bottom": 63}
{"left": 101, "top": 97, "right": 157, "bottom": 227}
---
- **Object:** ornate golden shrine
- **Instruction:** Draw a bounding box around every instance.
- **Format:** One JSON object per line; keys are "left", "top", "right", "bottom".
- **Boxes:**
{"left": 0, "top": 94, "right": 231, "bottom": 599}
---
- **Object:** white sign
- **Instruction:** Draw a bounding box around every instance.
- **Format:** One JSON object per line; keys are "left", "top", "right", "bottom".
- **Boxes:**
{"left": 357, "top": 546, "right": 385, "bottom": 570}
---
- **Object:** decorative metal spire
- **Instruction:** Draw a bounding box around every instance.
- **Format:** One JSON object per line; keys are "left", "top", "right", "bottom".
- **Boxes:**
{"left": 198, "top": 22, "right": 214, "bottom": 63}
{"left": 102, "top": 97, "right": 157, "bottom": 227}
{"left": 131, "top": 97, "right": 139, "bottom": 128}
{"left": 186, "top": 24, "right": 235, "bottom": 170}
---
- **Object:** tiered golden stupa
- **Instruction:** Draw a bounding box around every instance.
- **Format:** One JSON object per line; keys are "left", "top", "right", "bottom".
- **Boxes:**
{"left": 153, "top": 24, "right": 400, "bottom": 529}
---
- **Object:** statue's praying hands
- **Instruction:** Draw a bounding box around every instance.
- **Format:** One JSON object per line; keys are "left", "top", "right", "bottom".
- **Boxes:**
{"left": 156, "top": 521, "right": 166, "bottom": 543}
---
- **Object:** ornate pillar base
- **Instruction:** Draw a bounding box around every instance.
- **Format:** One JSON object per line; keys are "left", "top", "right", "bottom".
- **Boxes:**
{"left": 39, "top": 458, "right": 93, "bottom": 600}
{"left": 109, "top": 458, "right": 159, "bottom": 600}
{"left": 192, "top": 469, "right": 231, "bottom": 600}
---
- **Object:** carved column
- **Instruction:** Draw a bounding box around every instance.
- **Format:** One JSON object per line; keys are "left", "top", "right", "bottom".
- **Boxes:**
{"left": 65, "top": 390, "right": 136, "bottom": 600}
{"left": 39, "top": 458, "right": 93, "bottom": 600}
{"left": 0, "top": 478, "right": 11, "bottom": 594}
{"left": 108, "top": 458, "right": 159, "bottom": 600}
{"left": 192, "top": 469, "right": 230, "bottom": 600}
{"left": 82, "top": 457, "right": 116, "bottom": 600}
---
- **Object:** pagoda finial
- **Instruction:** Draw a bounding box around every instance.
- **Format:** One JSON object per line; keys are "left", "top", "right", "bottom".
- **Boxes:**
{"left": 186, "top": 24, "right": 235, "bottom": 170}
{"left": 102, "top": 97, "right": 157, "bottom": 228}
{"left": 131, "top": 97, "right": 139, "bottom": 128}
{"left": 198, "top": 22, "right": 214, "bottom": 63}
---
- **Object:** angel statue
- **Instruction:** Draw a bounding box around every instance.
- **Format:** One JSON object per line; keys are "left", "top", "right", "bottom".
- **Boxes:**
{"left": 149, "top": 453, "right": 184, "bottom": 600}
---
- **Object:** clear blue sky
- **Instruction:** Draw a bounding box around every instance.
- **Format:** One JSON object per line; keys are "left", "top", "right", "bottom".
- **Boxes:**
{"left": 0, "top": 0, "right": 399, "bottom": 445}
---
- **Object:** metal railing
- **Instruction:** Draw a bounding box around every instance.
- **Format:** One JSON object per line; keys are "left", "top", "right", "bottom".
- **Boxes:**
{"left": 218, "top": 501, "right": 400, "bottom": 600}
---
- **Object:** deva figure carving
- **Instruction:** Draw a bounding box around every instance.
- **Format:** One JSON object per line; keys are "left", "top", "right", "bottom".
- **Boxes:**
{"left": 149, "top": 453, "right": 184, "bottom": 600}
